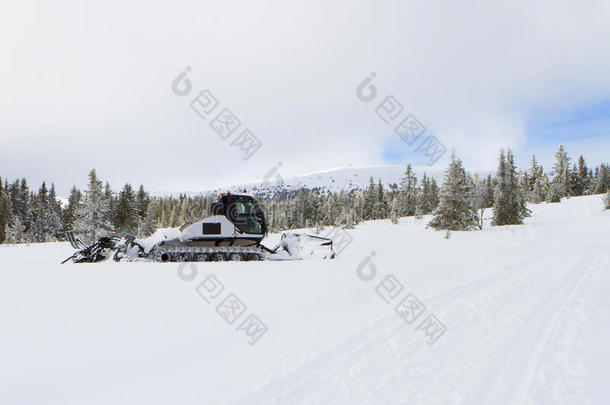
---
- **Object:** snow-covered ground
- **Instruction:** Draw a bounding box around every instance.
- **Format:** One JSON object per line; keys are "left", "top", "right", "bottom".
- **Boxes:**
{"left": 1, "top": 195, "right": 609, "bottom": 405}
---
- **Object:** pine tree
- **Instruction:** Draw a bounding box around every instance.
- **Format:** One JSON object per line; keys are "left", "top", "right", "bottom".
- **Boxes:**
{"left": 428, "top": 151, "right": 479, "bottom": 231}
{"left": 29, "top": 193, "right": 44, "bottom": 242}
{"left": 136, "top": 185, "right": 150, "bottom": 220}
{"left": 430, "top": 178, "right": 440, "bottom": 210}
{"left": 26, "top": 182, "right": 63, "bottom": 242}
{"left": 0, "top": 178, "right": 12, "bottom": 243}
{"left": 7, "top": 216, "right": 25, "bottom": 243}
{"left": 586, "top": 168, "right": 594, "bottom": 195}
{"left": 63, "top": 186, "right": 81, "bottom": 230}
{"left": 74, "top": 169, "right": 112, "bottom": 242}
{"left": 604, "top": 190, "right": 610, "bottom": 210}
{"left": 547, "top": 181, "right": 563, "bottom": 203}
{"left": 322, "top": 194, "right": 337, "bottom": 226}
{"left": 114, "top": 183, "right": 139, "bottom": 235}
{"left": 399, "top": 164, "right": 418, "bottom": 216}
{"left": 9, "top": 179, "right": 31, "bottom": 233}
{"left": 47, "top": 183, "right": 64, "bottom": 237}
{"left": 518, "top": 169, "right": 529, "bottom": 204}
{"left": 492, "top": 149, "right": 530, "bottom": 226}
{"left": 363, "top": 177, "right": 376, "bottom": 220}
{"left": 17, "top": 179, "right": 29, "bottom": 222}
{"left": 485, "top": 174, "right": 495, "bottom": 207}
{"left": 551, "top": 145, "right": 571, "bottom": 198}
{"left": 571, "top": 156, "right": 590, "bottom": 196}
{"left": 374, "top": 180, "right": 388, "bottom": 219}
{"left": 103, "top": 182, "right": 115, "bottom": 226}
{"left": 29, "top": 183, "right": 49, "bottom": 242}
{"left": 473, "top": 173, "right": 490, "bottom": 229}
{"left": 153, "top": 199, "right": 163, "bottom": 225}
{"left": 159, "top": 207, "right": 168, "bottom": 228}
{"left": 593, "top": 164, "right": 609, "bottom": 194}
{"left": 390, "top": 195, "right": 400, "bottom": 223}
{"left": 341, "top": 205, "right": 355, "bottom": 229}
{"left": 139, "top": 203, "right": 157, "bottom": 237}
{"left": 416, "top": 173, "right": 435, "bottom": 215}
{"left": 168, "top": 204, "right": 179, "bottom": 228}
{"left": 526, "top": 155, "right": 547, "bottom": 203}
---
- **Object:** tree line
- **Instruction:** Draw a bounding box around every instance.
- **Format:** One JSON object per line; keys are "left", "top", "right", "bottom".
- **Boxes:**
{"left": 1, "top": 145, "right": 609, "bottom": 244}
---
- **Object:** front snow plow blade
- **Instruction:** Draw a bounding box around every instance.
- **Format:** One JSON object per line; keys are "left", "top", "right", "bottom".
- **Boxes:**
{"left": 268, "top": 233, "right": 335, "bottom": 260}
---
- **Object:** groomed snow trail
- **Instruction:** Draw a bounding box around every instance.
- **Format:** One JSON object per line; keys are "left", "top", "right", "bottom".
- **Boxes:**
{"left": 203, "top": 252, "right": 605, "bottom": 405}
{"left": 202, "top": 196, "right": 610, "bottom": 405}
{"left": 1, "top": 195, "right": 609, "bottom": 405}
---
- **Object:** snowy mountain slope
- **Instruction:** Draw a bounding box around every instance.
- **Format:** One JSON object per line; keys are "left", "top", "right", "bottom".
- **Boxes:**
{"left": 152, "top": 164, "right": 489, "bottom": 197}
{"left": 1, "top": 195, "right": 609, "bottom": 405}
{"left": 222, "top": 165, "right": 448, "bottom": 194}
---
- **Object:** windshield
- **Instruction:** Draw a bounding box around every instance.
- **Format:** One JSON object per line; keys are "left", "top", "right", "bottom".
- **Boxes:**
{"left": 225, "top": 196, "right": 265, "bottom": 235}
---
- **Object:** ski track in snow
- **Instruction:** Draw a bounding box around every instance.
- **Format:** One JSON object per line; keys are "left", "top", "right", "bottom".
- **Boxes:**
{"left": 467, "top": 253, "right": 596, "bottom": 405}
{"left": 202, "top": 249, "right": 606, "bottom": 405}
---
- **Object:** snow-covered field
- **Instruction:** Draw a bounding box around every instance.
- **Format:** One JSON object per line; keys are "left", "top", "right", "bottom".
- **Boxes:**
{"left": 1, "top": 195, "right": 609, "bottom": 405}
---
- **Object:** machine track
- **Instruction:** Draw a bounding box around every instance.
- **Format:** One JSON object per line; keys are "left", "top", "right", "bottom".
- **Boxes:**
{"left": 153, "top": 245, "right": 265, "bottom": 262}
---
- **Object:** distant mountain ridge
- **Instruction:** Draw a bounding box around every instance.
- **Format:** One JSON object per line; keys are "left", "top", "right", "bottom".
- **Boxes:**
{"left": 221, "top": 165, "right": 446, "bottom": 195}
{"left": 151, "top": 165, "right": 465, "bottom": 197}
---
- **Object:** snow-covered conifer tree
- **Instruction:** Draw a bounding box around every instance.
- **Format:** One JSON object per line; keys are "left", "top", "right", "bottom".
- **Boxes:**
{"left": 29, "top": 190, "right": 45, "bottom": 242}
{"left": 322, "top": 194, "right": 337, "bottom": 226}
{"left": 63, "top": 186, "right": 81, "bottom": 230}
{"left": 492, "top": 149, "right": 530, "bottom": 225}
{"left": 0, "top": 179, "right": 12, "bottom": 243}
{"left": 399, "top": 164, "right": 418, "bottom": 216}
{"left": 551, "top": 145, "right": 571, "bottom": 198}
{"left": 103, "top": 182, "right": 115, "bottom": 226}
{"left": 428, "top": 151, "right": 479, "bottom": 231}
{"left": 430, "top": 178, "right": 440, "bottom": 210}
{"left": 390, "top": 195, "right": 400, "bottom": 223}
{"left": 7, "top": 216, "right": 25, "bottom": 243}
{"left": 139, "top": 203, "right": 158, "bottom": 237}
{"left": 485, "top": 174, "right": 495, "bottom": 207}
{"left": 73, "top": 169, "right": 112, "bottom": 242}
{"left": 526, "top": 155, "right": 548, "bottom": 203}
{"left": 571, "top": 156, "right": 590, "bottom": 196}
{"left": 47, "top": 184, "right": 64, "bottom": 237}
{"left": 374, "top": 180, "right": 388, "bottom": 219}
{"left": 362, "top": 177, "right": 376, "bottom": 220}
{"left": 473, "top": 173, "right": 489, "bottom": 229}
{"left": 113, "top": 183, "right": 139, "bottom": 235}
{"left": 416, "top": 173, "right": 437, "bottom": 215}
{"left": 136, "top": 185, "right": 150, "bottom": 220}
{"left": 593, "top": 164, "right": 609, "bottom": 194}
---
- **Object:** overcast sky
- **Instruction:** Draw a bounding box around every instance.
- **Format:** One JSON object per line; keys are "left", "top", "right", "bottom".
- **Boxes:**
{"left": 2, "top": 0, "right": 610, "bottom": 195}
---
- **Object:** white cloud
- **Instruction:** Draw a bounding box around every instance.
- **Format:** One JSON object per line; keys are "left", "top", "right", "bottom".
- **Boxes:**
{"left": 1, "top": 0, "right": 609, "bottom": 194}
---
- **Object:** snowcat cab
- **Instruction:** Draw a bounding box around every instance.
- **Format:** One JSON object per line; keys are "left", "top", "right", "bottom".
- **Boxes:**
{"left": 178, "top": 193, "right": 267, "bottom": 248}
